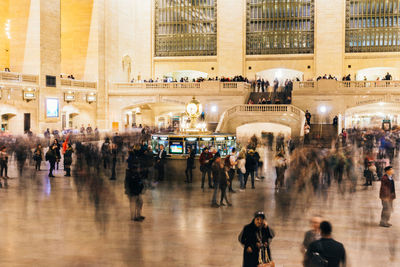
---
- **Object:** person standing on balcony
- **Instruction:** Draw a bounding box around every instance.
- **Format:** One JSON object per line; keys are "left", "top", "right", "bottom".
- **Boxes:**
{"left": 305, "top": 110, "right": 312, "bottom": 126}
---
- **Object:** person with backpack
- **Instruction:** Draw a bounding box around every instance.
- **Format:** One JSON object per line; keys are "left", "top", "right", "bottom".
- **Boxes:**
{"left": 304, "top": 221, "right": 346, "bottom": 267}
{"left": 63, "top": 144, "right": 74, "bottom": 177}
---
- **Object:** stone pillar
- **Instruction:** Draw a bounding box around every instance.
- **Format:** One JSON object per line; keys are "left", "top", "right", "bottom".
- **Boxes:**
{"left": 314, "top": 0, "right": 346, "bottom": 78}
{"left": 96, "top": 0, "right": 106, "bottom": 129}
{"left": 38, "top": 0, "right": 62, "bottom": 132}
{"left": 217, "top": 0, "right": 246, "bottom": 77}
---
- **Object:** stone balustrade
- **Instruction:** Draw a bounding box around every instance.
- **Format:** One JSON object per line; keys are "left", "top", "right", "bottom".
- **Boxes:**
{"left": 216, "top": 104, "right": 304, "bottom": 136}
{"left": 295, "top": 79, "right": 400, "bottom": 92}
{"left": 60, "top": 78, "right": 97, "bottom": 89}
{"left": 0, "top": 71, "right": 39, "bottom": 85}
{"left": 112, "top": 81, "right": 251, "bottom": 95}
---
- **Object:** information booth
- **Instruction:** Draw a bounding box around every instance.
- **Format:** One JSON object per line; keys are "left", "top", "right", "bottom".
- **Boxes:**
{"left": 151, "top": 134, "right": 236, "bottom": 157}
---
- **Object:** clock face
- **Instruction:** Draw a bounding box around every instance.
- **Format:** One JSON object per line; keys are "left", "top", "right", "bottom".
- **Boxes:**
{"left": 187, "top": 103, "right": 197, "bottom": 115}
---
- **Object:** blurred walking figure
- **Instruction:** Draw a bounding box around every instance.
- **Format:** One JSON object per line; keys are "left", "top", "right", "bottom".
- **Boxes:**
{"left": 244, "top": 150, "right": 257, "bottom": 189}
{"left": 274, "top": 152, "right": 287, "bottom": 190}
{"left": 63, "top": 144, "right": 74, "bottom": 177}
{"left": 211, "top": 153, "right": 222, "bottom": 207}
{"left": 304, "top": 221, "right": 346, "bottom": 267}
{"left": 379, "top": 166, "right": 396, "bottom": 227}
{"left": 125, "top": 152, "right": 145, "bottom": 221}
{"left": 301, "top": 216, "right": 322, "bottom": 254}
{"left": 110, "top": 142, "right": 118, "bottom": 180}
{"left": 185, "top": 147, "right": 195, "bottom": 183}
{"left": 237, "top": 151, "right": 246, "bottom": 190}
{"left": 220, "top": 158, "right": 232, "bottom": 206}
{"left": 239, "top": 211, "right": 275, "bottom": 267}
{"left": 0, "top": 146, "right": 9, "bottom": 186}
{"left": 33, "top": 144, "right": 43, "bottom": 171}
{"left": 101, "top": 137, "right": 111, "bottom": 169}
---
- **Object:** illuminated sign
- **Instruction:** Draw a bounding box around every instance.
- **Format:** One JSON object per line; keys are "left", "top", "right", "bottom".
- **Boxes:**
{"left": 46, "top": 98, "right": 59, "bottom": 118}
{"left": 201, "top": 137, "right": 212, "bottom": 141}
{"left": 87, "top": 94, "right": 96, "bottom": 103}
{"left": 215, "top": 137, "right": 226, "bottom": 141}
{"left": 64, "top": 93, "right": 75, "bottom": 101}
{"left": 159, "top": 137, "right": 168, "bottom": 141}
{"left": 23, "top": 91, "right": 36, "bottom": 100}
{"left": 185, "top": 137, "right": 198, "bottom": 141}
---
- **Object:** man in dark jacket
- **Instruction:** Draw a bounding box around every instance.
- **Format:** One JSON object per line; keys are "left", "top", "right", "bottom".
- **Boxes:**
{"left": 244, "top": 150, "right": 257, "bottom": 189}
{"left": 304, "top": 221, "right": 346, "bottom": 267}
{"left": 155, "top": 144, "right": 167, "bottom": 181}
{"left": 46, "top": 145, "right": 57, "bottom": 178}
{"left": 200, "top": 147, "right": 213, "bottom": 189}
{"left": 379, "top": 166, "right": 396, "bottom": 227}
{"left": 185, "top": 147, "right": 195, "bottom": 183}
{"left": 239, "top": 211, "right": 275, "bottom": 267}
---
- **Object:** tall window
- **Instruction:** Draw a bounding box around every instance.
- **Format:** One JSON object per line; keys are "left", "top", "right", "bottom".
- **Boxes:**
{"left": 246, "top": 0, "right": 314, "bottom": 55}
{"left": 346, "top": 0, "right": 400, "bottom": 52}
{"left": 155, "top": 0, "right": 217, "bottom": 57}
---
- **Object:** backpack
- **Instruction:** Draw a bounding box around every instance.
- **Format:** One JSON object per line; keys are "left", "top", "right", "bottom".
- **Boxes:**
{"left": 309, "top": 242, "right": 328, "bottom": 267}
{"left": 224, "top": 155, "right": 231, "bottom": 168}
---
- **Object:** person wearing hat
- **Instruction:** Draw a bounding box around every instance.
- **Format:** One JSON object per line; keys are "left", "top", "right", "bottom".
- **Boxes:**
{"left": 379, "top": 165, "right": 396, "bottom": 227}
{"left": 238, "top": 211, "right": 275, "bottom": 267}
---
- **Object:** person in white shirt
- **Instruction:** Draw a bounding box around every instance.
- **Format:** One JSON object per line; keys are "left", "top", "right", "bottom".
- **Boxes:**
{"left": 237, "top": 151, "right": 246, "bottom": 190}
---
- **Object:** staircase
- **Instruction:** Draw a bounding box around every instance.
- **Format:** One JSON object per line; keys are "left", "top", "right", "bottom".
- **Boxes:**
{"left": 207, "top": 122, "right": 218, "bottom": 132}
{"left": 309, "top": 124, "right": 338, "bottom": 147}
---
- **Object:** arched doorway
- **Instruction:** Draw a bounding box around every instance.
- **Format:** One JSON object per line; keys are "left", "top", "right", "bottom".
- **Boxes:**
{"left": 236, "top": 122, "right": 292, "bottom": 145}
{"left": 0, "top": 113, "right": 16, "bottom": 132}
{"left": 345, "top": 102, "right": 400, "bottom": 129}
{"left": 62, "top": 106, "right": 80, "bottom": 130}
{"left": 256, "top": 68, "right": 303, "bottom": 85}
{"left": 356, "top": 67, "right": 399, "bottom": 81}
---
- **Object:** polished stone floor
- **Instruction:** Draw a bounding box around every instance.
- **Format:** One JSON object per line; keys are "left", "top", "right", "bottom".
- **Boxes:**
{"left": 0, "top": 150, "right": 399, "bottom": 267}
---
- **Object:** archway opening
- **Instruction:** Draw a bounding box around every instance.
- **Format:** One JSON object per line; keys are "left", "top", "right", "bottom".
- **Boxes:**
{"left": 256, "top": 68, "right": 303, "bottom": 85}
{"left": 236, "top": 122, "right": 291, "bottom": 145}
{"left": 356, "top": 67, "right": 399, "bottom": 81}
{"left": 1, "top": 113, "right": 16, "bottom": 132}
{"left": 345, "top": 102, "right": 400, "bottom": 129}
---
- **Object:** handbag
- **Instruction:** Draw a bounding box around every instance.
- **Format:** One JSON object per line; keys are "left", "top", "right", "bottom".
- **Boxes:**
{"left": 258, "top": 247, "right": 275, "bottom": 267}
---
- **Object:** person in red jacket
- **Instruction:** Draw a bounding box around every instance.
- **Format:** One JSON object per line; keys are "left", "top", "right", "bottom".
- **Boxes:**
{"left": 379, "top": 166, "right": 396, "bottom": 227}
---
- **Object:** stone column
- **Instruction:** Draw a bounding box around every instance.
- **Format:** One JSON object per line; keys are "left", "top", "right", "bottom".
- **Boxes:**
{"left": 314, "top": 0, "right": 346, "bottom": 78}
{"left": 38, "top": 0, "right": 62, "bottom": 132}
{"left": 217, "top": 0, "right": 246, "bottom": 77}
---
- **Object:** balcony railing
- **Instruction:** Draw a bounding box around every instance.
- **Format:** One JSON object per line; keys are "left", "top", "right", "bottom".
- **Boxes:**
{"left": 294, "top": 80, "right": 400, "bottom": 91}
{"left": 113, "top": 81, "right": 251, "bottom": 92}
{"left": 0, "top": 71, "right": 39, "bottom": 84}
{"left": 216, "top": 104, "right": 303, "bottom": 133}
{"left": 60, "top": 78, "right": 97, "bottom": 89}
